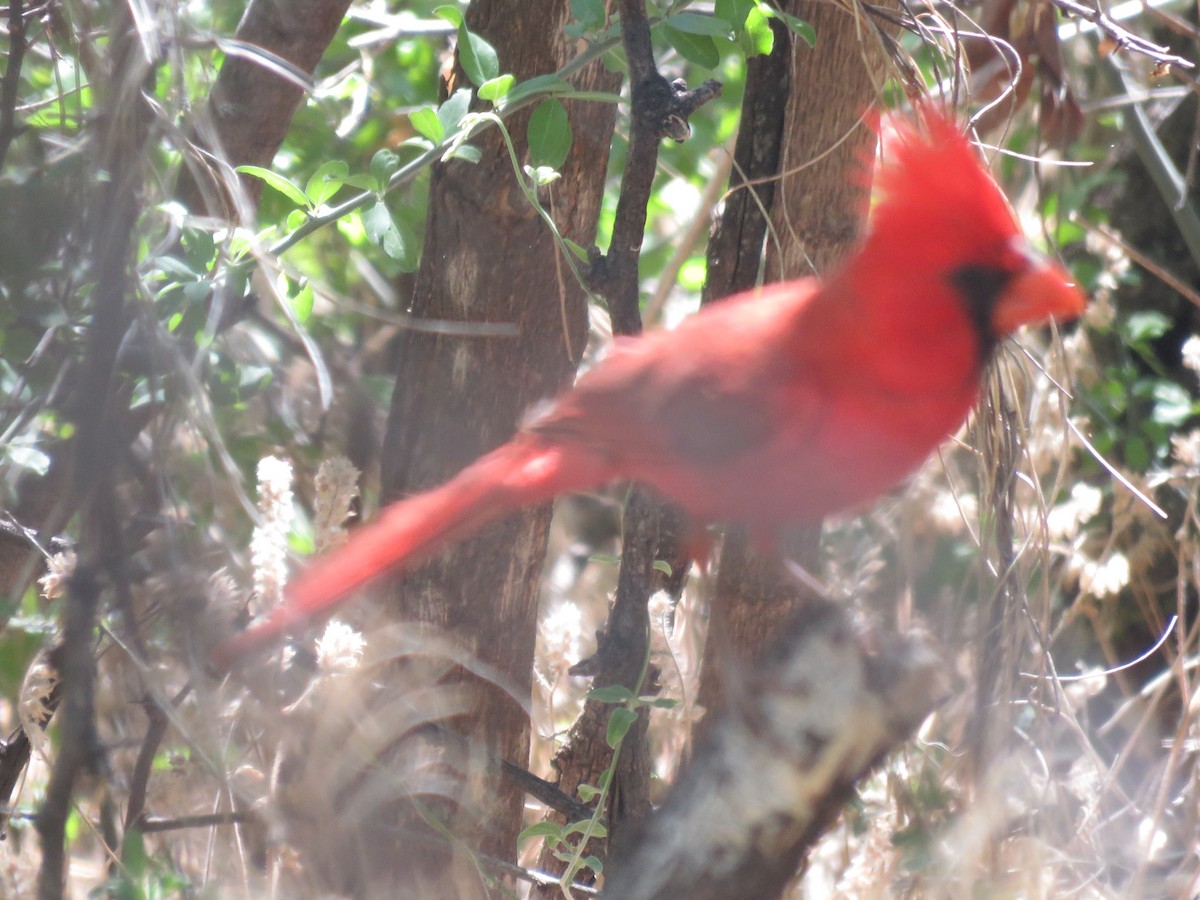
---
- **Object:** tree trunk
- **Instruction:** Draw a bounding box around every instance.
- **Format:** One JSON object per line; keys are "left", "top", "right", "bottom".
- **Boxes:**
{"left": 376, "top": 0, "right": 619, "bottom": 885}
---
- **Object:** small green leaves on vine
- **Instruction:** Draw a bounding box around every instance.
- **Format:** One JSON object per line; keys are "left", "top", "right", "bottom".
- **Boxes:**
{"left": 742, "top": 5, "right": 775, "bottom": 56}
{"left": 237, "top": 165, "right": 309, "bottom": 207}
{"left": 304, "top": 160, "right": 349, "bottom": 208}
{"left": 643, "top": 696, "right": 680, "bottom": 710}
{"left": 409, "top": 106, "right": 444, "bottom": 144}
{"left": 587, "top": 684, "right": 635, "bottom": 704}
{"left": 364, "top": 200, "right": 417, "bottom": 270}
{"left": 478, "top": 74, "right": 515, "bottom": 103}
{"left": 776, "top": 9, "right": 817, "bottom": 47}
{"left": 527, "top": 98, "right": 572, "bottom": 169}
{"left": 606, "top": 706, "right": 639, "bottom": 748}
{"left": 517, "top": 820, "right": 567, "bottom": 848}
{"left": 525, "top": 165, "right": 561, "bottom": 187}
{"left": 567, "top": 0, "right": 608, "bottom": 37}
{"left": 369, "top": 149, "right": 401, "bottom": 192}
{"left": 434, "top": 6, "right": 500, "bottom": 87}
{"left": 660, "top": 22, "right": 721, "bottom": 69}
{"left": 290, "top": 281, "right": 315, "bottom": 324}
{"left": 438, "top": 88, "right": 473, "bottom": 138}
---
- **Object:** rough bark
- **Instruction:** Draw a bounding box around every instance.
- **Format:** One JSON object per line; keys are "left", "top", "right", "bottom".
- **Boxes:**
{"left": 377, "top": 0, "right": 620, "bottom": 883}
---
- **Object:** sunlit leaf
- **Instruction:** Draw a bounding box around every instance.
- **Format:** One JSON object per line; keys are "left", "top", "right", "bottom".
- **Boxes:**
{"left": 305, "top": 159, "right": 349, "bottom": 207}
{"left": 409, "top": 106, "right": 445, "bottom": 144}
{"left": 235, "top": 165, "right": 309, "bottom": 207}
{"left": 478, "top": 73, "right": 515, "bottom": 102}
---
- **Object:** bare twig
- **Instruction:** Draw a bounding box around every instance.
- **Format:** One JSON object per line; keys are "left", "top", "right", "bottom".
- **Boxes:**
{"left": 124, "top": 686, "right": 189, "bottom": 832}
{"left": 35, "top": 568, "right": 103, "bottom": 900}
{"left": 1050, "top": 0, "right": 1196, "bottom": 72}
{"left": 1105, "top": 58, "right": 1200, "bottom": 268}
{"left": 0, "top": 0, "right": 28, "bottom": 172}
{"left": 35, "top": 4, "right": 152, "bottom": 895}
{"left": 589, "top": 0, "right": 722, "bottom": 334}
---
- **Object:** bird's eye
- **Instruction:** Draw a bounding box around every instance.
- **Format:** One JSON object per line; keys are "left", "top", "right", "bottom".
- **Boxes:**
{"left": 948, "top": 263, "right": 1012, "bottom": 352}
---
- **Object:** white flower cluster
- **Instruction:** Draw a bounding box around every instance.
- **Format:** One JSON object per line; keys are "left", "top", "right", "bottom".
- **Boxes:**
{"left": 251, "top": 456, "right": 294, "bottom": 608}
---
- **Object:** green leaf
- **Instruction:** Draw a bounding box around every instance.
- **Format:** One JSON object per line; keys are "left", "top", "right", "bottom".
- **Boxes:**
{"left": 155, "top": 255, "right": 202, "bottom": 280}
{"left": 665, "top": 11, "right": 733, "bottom": 37}
{"left": 570, "top": 0, "right": 606, "bottom": 29}
{"left": 478, "top": 73, "right": 515, "bottom": 102}
{"left": 1124, "top": 310, "right": 1170, "bottom": 344}
{"left": 518, "top": 821, "right": 565, "bottom": 846}
{"left": 398, "top": 135, "right": 436, "bottom": 153}
{"left": 716, "top": 0, "right": 755, "bottom": 30}
{"left": 433, "top": 5, "right": 463, "bottom": 28}
{"left": 563, "top": 819, "right": 607, "bottom": 838}
{"left": 524, "top": 164, "right": 561, "bottom": 186}
{"left": 660, "top": 25, "right": 720, "bottom": 69}
{"left": 291, "top": 282, "right": 315, "bottom": 323}
{"left": 369, "top": 149, "right": 401, "bottom": 191}
{"left": 235, "top": 165, "right": 309, "bottom": 207}
{"left": 121, "top": 827, "right": 147, "bottom": 880}
{"left": 435, "top": 5, "right": 499, "bottom": 86}
{"left": 364, "top": 200, "right": 413, "bottom": 267}
{"left": 643, "top": 696, "right": 680, "bottom": 709}
{"left": 409, "top": 106, "right": 445, "bottom": 144}
{"left": 778, "top": 11, "right": 817, "bottom": 47}
{"left": 1153, "top": 382, "right": 1195, "bottom": 426}
{"left": 1126, "top": 434, "right": 1150, "bottom": 470}
{"left": 606, "top": 707, "right": 639, "bottom": 748}
{"left": 652, "top": 559, "right": 673, "bottom": 576}
{"left": 181, "top": 227, "right": 216, "bottom": 272}
{"left": 587, "top": 684, "right": 634, "bottom": 704}
{"left": 563, "top": 238, "right": 590, "bottom": 261}
{"left": 743, "top": 6, "right": 775, "bottom": 56}
{"left": 582, "top": 856, "right": 604, "bottom": 875}
{"left": 439, "top": 88, "right": 473, "bottom": 135}
{"left": 577, "top": 783, "right": 601, "bottom": 802}
{"left": 305, "top": 159, "right": 349, "bottom": 207}
{"left": 527, "top": 98, "right": 572, "bottom": 169}
{"left": 460, "top": 29, "right": 500, "bottom": 86}
{"left": 447, "top": 143, "right": 483, "bottom": 164}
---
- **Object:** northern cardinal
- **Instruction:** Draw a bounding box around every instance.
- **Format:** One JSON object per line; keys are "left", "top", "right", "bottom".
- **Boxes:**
{"left": 213, "top": 111, "right": 1085, "bottom": 666}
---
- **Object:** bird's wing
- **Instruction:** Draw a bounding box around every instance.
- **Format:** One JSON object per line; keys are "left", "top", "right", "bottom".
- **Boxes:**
{"left": 527, "top": 280, "right": 826, "bottom": 468}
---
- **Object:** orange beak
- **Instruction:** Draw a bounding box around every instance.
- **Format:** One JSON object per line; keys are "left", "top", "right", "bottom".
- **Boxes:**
{"left": 991, "top": 252, "right": 1087, "bottom": 337}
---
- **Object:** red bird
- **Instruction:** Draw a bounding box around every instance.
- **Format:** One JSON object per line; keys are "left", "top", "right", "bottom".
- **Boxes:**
{"left": 213, "top": 112, "right": 1085, "bottom": 666}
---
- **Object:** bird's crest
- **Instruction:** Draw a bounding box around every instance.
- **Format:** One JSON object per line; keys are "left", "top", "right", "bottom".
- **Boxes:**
{"left": 872, "top": 110, "right": 1021, "bottom": 252}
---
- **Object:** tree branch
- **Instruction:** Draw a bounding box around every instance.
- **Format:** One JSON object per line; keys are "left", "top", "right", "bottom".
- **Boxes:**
{"left": 0, "top": 0, "right": 28, "bottom": 173}
{"left": 602, "top": 600, "right": 946, "bottom": 900}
